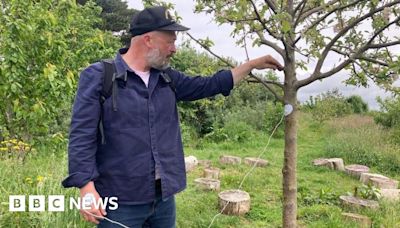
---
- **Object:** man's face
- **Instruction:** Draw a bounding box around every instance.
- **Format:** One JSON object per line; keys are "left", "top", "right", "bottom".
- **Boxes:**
{"left": 146, "top": 31, "right": 177, "bottom": 70}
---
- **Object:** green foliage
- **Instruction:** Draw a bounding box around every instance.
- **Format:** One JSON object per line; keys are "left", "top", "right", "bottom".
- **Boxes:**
{"left": 307, "top": 89, "right": 352, "bottom": 122}
{"left": 205, "top": 120, "right": 255, "bottom": 143}
{"left": 78, "top": 0, "right": 137, "bottom": 45}
{"left": 346, "top": 95, "right": 368, "bottom": 114}
{"left": 353, "top": 184, "right": 381, "bottom": 200}
{"left": 374, "top": 96, "right": 400, "bottom": 128}
{"left": 374, "top": 96, "right": 400, "bottom": 144}
{"left": 299, "top": 187, "right": 340, "bottom": 206}
{"left": 0, "top": 0, "right": 120, "bottom": 143}
{"left": 265, "top": 101, "right": 284, "bottom": 137}
{"left": 324, "top": 115, "right": 400, "bottom": 175}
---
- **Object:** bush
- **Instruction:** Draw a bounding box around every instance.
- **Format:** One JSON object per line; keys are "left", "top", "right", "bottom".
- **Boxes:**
{"left": 346, "top": 95, "right": 368, "bottom": 114}
{"left": 373, "top": 96, "right": 400, "bottom": 144}
{"left": 205, "top": 120, "right": 255, "bottom": 143}
{"left": 309, "top": 89, "right": 352, "bottom": 122}
{"left": 264, "top": 101, "right": 285, "bottom": 138}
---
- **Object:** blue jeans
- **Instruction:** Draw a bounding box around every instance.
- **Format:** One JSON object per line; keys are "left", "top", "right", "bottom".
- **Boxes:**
{"left": 98, "top": 180, "right": 176, "bottom": 228}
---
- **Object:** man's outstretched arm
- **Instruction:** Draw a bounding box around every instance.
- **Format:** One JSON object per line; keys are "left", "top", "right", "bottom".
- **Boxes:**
{"left": 231, "top": 55, "right": 284, "bottom": 85}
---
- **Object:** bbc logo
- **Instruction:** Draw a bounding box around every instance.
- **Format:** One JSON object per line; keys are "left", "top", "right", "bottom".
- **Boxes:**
{"left": 9, "top": 195, "right": 118, "bottom": 212}
{"left": 9, "top": 195, "right": 65, "bottom": 212}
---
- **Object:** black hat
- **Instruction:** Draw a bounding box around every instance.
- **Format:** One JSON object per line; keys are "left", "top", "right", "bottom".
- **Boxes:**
{"left": 129, "top": 6, "right": 190, "bottom": 37}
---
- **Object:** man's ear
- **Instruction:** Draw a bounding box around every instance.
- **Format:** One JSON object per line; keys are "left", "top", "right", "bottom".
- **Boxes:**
{"left": 142, "top": 34, "right": 154, "bottom": 48}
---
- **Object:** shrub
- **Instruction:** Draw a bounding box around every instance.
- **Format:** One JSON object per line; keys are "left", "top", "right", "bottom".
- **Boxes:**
{"left": 373, "top": 96, "right": 400, "bottom": 144}
{"left": 205, "top": 120, "right": 255, "bottom": 143}
{"left": 264, "top": 101, "right": 284, "bottom": 138}
{"left": 346, "top": 95, "right": 368, "bottom": 114}
{"left": 310, "top": 89, "right": 352, "bottom": 122}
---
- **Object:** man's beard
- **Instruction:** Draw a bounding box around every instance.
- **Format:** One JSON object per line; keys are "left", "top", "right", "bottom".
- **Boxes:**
{"left": 147, "top": 48, "right": 170, "bottom": 70}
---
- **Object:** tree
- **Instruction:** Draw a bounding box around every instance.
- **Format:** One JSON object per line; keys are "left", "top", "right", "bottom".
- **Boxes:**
{"left": 78, "top": 0, "right": 137, "bottom": 45}
{"left": 346, "top": 95, "right": 368, "bottom": 113}
{"left": 187, "top": 1, "right": 400, "bottom": 227}
{"left": 0, "top": 0, "right": 120, "bottom": 142}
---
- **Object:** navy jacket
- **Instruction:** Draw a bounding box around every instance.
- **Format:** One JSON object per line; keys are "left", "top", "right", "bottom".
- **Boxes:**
{"left": 62, "top": 48, "right": 233, "bottom": 204}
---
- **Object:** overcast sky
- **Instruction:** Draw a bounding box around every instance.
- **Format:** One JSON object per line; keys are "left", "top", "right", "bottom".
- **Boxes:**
{"left": 126, "top": 0, "right": 399, "bottom": 110}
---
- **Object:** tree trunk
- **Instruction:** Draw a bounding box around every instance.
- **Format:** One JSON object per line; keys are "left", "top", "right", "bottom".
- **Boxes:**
{"left": 282, "top": 58, "right": 298, "bottom": 227}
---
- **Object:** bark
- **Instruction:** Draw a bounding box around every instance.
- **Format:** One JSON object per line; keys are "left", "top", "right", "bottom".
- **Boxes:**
{"left": 282, "top": 52, "right": 298, "bottom": 228}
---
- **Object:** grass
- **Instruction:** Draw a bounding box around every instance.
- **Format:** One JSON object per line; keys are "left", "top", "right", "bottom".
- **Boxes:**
{"left": 0, "top": 112, "right": 399, "bottom": 227}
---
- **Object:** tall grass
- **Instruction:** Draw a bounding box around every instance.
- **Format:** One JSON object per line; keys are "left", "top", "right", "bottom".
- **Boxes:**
{"left": 0, "top": 113, "right": 399, "bottom": 227}
{"left": 323, "top": 115, "right": 400, "bottom": 178}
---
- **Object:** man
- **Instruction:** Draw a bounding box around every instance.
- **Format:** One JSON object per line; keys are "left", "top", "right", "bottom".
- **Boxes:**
{"left": 62, "top": 6, "right": 283, "bottom": 228}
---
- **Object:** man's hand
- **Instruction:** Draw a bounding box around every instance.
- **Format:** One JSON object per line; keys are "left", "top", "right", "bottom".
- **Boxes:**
{"left": 249, "top": 55, "right": 284, "bottom": 71}
{"left": 79, "top": 181, "right": 107, "bottom": 224}
{"left": 231, "top": 55, "right": 284, "bottom": 85}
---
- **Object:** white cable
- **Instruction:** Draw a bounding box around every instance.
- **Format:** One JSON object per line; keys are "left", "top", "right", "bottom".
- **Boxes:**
{"left": 83, "top": 210, "right": 130, "bottom": 228}
{"left": 207, "top": 111, "right": 285, "bottom": 228}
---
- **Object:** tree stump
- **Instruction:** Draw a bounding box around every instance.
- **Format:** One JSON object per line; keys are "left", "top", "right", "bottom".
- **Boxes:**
{"left": 312, "top": 158, "right": 344, "bottom": 170}
{"left": 219, "top": 155, "right": 241, "bottom": 165}
{"left": 342, "top": 212, "right": 372, "bottom": 228}
{"left": 194, "top": 178, "right": 220, "bottom": 191}
{"left": 345, "top": 164, "right": 370, "bottom": 178}
{"left": 360, "top": 173, "right": 389, "bottom": 185}
{"left": 218, "top": 189, "right": 250, "bottom": 215}
{"left": 203, "top": 167, "right": 220, "bottom": 179}
{"left": 327, "top": 158, "right": 345, "bottom": 171}
{"left": 198, "top": 159, "right": 212, "bottom": 167}
{"left": 379, "top": 189, "right": 400, "bottom": 201}
{"left": 339, "top": 195, "right": 379, "bottom": 210}
{"left": 312, "top": 158, "right": 331, "bottom": 167}
{"left": 244, "top": 157, "right": 268, "bottom": 167}
{"left": 184, "top": 156, "right": 198, "bottom": 173}
{"left": 369, "top": 177, "right": 398, "bottom": 189}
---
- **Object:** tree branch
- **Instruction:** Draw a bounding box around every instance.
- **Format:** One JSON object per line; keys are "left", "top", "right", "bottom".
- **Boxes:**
{"left": 298, "top": 0, "right": 341, "bottom": 22}
{"left": 255, "top": 31, "right": 286, "bottom": 57}
{"left": 293, "top": 0, "right": 307, "bottom": 28}
{"left": 369, "top": 40, "right": 400, "bottom": 49}
{"left": 313, "top": 1, "right": 400, "bottom": 78}
{"left": 294, "top": 0, "right": 366, "bottom": 44}
{"left": 264, "top": 0, "right": 277, "bottom": 14}
{"left": 331, "top": 47, "right": 389, "bottom": 67}
{"left": 250, "top": 0, "right": 281, "bottom": 40}
{"left": 295, "top": 11, "right": 400, "bottom": 89}
{"left": 185, "top": 32, "right": 283, "bottom": 101}
{"left": 248, "top": 72, "right": 284, "bottom": 102}
{"left": 294, "top": 0, "right": 307, "bottom": 16}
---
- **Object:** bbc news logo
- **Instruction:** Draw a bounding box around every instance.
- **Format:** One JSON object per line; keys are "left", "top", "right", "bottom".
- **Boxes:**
{"left": 9, "top": 195, "right": 118, "bottom": 212}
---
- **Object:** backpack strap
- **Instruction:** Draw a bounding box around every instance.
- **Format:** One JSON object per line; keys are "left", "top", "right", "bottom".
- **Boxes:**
{"left": 161, "top": 69, "right": 176, "bottom": 94}
{"left": 99, "top": 59, "right": 117, "bottom": 145}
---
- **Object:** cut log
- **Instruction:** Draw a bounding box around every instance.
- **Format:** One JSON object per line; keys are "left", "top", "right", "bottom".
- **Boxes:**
{"left": 244, "top": 157, "right": 268, "bottom": 167}
{"left": 312, "top": 158, "right": 344, "bottom": 171}
{"left": 369, "top": 177, "right": 398, "bottom": 189}
{"left": 342, "top": 212, "right": 372, "bottom": 228}
{"left": 327, "top": 158, "right": 345, "bottom": 171}
{"left": 312, "top": 158, "right": 330, "bottom": 167}
{"left": 339, "top": 195, "right": 379, "bottom": 210}
{"left": 218, "top": 189, "right": 250, "bottom": 215}
{"left": 345, "top": 164, "right": 370, "bottom": 178}
{"left": 198, "top": 159, "right": 212, "bottom": 167}
{"left": 184, "top": 156, "right": 198, "bottom": 173}
{"left": 194, "top": 178, "right": 220, "bottom": 191}
{"left": 203, "top": 167, "right": 220, "bottom": 179}
{"left": 360, "top": 173, "right": 389, "bottom": 185}
{"left": 219, "top": 155, "right": 241, "bottom": 165}
{"left": 379, "top": 189, "right": 400, "bottom": 201}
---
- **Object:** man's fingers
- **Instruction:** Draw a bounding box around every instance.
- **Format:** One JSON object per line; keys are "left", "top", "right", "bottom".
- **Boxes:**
{"left": 81, "top": 209, "right": 105, "bottom": 224}
{"left": 100, "top": 207, "right": 107, "bottom": 217}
